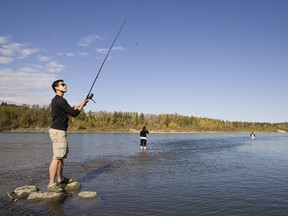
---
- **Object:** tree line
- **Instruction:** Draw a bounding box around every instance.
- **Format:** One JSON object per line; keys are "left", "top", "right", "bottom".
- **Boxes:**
{"left": 1, "top": 103, "right": 288, "bottom": 133}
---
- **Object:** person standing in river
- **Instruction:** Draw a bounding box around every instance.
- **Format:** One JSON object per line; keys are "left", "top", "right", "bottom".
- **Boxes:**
{"left": 140, "top": 126, "right": 149, "bottom": 150}
{"left": 47, "top": 79, "right": 89, "bottom": 192}
{"left": 250, "top": 132, "right": 256, "bottom": 140}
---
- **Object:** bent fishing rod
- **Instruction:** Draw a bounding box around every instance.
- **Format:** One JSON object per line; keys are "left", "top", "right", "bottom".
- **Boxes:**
{"left": 87, "top": 19, "right": 127, "bottom": 103}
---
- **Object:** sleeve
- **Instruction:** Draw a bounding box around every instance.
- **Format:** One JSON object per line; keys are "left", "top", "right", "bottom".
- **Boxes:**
{"left": 59, "top": 98, "right": 81, "bottom": 117}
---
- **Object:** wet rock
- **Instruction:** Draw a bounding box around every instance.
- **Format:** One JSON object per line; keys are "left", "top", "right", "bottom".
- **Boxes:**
{"left": 27, "top": 191, "right": 64, "bottom": 202}
{"left": 63, "top": 181, "right": 81, "bottom": 192}
{"left": 14, "top": 185, "right": 39, "bottom": 198}
{"left": 12, "top": 181, "right": 84, "bottom": 202}
{"left": 78, "top": 191, "right": 97, "bottom": 199}
{"left": 6, "top": 190, "right": 18, "bottom": 202}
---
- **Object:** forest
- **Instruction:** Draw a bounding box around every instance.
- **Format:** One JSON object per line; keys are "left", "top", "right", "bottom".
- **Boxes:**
{"left": 1, "top": 102, "right": 288, "bottom": 133}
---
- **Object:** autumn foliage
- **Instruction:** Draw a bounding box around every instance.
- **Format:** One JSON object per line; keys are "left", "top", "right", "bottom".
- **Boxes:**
{"left": 1, "top": 103, "right": 287, "bottom": 133}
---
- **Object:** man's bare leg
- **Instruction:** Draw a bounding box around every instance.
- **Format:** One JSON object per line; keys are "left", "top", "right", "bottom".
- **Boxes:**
{"left": 49, "top": 159, "right": 60, "bottom": 185}
{"left": 57, "top": 159, "right": 64, "bottom": 182}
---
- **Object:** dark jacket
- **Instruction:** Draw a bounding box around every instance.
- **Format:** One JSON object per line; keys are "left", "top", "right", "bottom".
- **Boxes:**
{"left": 140, "top": 127, "right": 149, "bottom": 138}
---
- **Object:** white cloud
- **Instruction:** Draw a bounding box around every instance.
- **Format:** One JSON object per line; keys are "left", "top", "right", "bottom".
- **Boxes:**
{"left": 38, "top": 55, "right": 50, "bottom": 62}
{"left": 77, "top": 35, "right": 101, "bottom": 47}
{"left": 78, "top": 52, "right": 89, "bottom": 56}
{"left": 0, "top": 36, "right": 39, "bottom": 64}
{"left": 96, "top": 46, "right": 125, "bottom": 54}
{"left": 0, "top": 56, "right": 14, "bottom": 64}
{"left": 66, "top": 52, "right": 75, "bottom": 57}
{"left": 96, "top": 48, "right": 108, "bottom": 54}
{"left": 0, "top": 43, "right": 18, "bottom": 56}
{"left": 66, "top": 52, "right": 89, "bottom": 57}
{"left": 0, "top": 36, "right": 67, "bottom": 105}
{"left": 0, "top": 67, "right": 56, "bottom": 105}
{"left": 17, "top": 47, "right": 38, "bottom": 59}
{"left": 0, "top": 36, "right": 10, "bottom": 45}
{"left": 46, "top": 61, "right": 65, "bottom": 73}
{"left": 112, "top": 46, "right": 125, "bottom": 51}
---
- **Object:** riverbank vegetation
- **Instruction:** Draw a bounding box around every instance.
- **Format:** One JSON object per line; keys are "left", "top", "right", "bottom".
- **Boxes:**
{"left": 1, "top": 103, "right": 287, "bottom": 133}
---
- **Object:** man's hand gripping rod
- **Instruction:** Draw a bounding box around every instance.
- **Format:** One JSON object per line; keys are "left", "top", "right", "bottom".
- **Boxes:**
{"left": 86, "top": 19, "right": 127, "bottom": 103}
{"left": 87, "top": 93, "right": 96, "bottom": 103}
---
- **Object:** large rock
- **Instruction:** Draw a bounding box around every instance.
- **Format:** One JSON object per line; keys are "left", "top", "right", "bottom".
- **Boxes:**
{"left": 28, "top": 191, "right": 64, "bottom": 202}
{"left": 14, "top": 185, "right": 39, "bottom": 198}
{"left": 63, "top": 181, "right": 81, "bottom": 192}
{"left": 78, "top": 191, "right": 97, "bottom": 199}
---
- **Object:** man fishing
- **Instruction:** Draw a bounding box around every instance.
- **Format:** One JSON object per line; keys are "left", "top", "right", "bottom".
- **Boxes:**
{"left": 46, "top": 20, "right": 127, "bottom": 192}
{"left": 47, "top": 79, "right": 89, "bottom": 192}
{"left": 140, "top": 126, "right": 149, "bottom": 150}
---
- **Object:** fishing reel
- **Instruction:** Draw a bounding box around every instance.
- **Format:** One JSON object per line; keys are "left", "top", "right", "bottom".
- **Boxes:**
{"left": 87, "top": 93, "right": 96, "bottom": 103}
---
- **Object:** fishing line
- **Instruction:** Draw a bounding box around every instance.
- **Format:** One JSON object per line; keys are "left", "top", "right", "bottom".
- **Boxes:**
{"left": 127, "top": 21, "right": 139, "bottom": 46}
{"left": 87, "top": 19, "right": 127, "bottom": 102}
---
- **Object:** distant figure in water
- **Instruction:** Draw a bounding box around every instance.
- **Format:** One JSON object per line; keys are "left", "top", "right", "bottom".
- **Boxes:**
{"left": 250, "top": 132, "right": 256, "bottom": 140}
{"left": 140, "top": 126, "right": 149, "bottom": 150}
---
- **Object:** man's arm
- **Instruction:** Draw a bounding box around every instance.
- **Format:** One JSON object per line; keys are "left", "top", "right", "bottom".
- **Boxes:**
{"left": 74, "top": 98, "right": 89, "bottom": 111}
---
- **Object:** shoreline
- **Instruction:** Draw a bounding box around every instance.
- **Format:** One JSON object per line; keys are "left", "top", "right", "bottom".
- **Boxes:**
{"left": 1, "top": 127, "right": 286, "bottom": 134}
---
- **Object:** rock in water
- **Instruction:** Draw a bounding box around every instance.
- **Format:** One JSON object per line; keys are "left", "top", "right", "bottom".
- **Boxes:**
{"left": 12, "top": 181, "right": 83, "bottom": 202}
{"left": 63, "top": 181, "right": 81, "bottom": 192}
{"left": 6, "top": 190, "right": 18, "bottom": 202}
{"left": 78, "top": 191, "right": 97, "bottom": 199}
{"left": 27, "top": 192, "right": 65, "bottom": 202}
{"left": 14, "top": 185, "right": 39, "bottom": 198}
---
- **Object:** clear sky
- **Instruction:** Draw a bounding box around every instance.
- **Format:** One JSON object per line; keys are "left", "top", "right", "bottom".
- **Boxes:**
{"left": 0, "top": 0, "right": 287, "bottom": 123}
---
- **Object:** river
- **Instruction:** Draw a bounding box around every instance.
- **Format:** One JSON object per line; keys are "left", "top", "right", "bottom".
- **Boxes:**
{"left": 0, "top": 132, "right": 288, "bottom": 215}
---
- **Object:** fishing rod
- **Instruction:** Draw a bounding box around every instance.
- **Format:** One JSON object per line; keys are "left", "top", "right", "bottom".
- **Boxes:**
{"left": 87, "top": 19, "right": 127, "bottom": 103}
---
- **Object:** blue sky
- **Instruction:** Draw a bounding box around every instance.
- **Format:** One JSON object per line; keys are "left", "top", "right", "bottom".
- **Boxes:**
{"left": 0, "top": 0, "right": 287, "bottom": 123}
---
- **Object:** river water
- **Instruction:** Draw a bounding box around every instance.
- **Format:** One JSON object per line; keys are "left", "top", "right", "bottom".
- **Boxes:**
{"left": 0, "top": 132, "right": 288, "bottom": 216}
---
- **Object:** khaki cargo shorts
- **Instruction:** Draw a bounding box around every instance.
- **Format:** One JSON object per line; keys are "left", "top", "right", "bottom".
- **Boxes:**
{"left": 49, "top": 128, "right": 68, "bottom": 159}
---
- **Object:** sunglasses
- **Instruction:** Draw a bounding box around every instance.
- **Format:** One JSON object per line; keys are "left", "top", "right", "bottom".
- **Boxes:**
{"left": 59, "top": 83, "right": 67, "bottom": 87}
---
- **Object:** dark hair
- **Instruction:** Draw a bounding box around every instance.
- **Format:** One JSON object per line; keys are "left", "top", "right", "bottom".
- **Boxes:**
{"left": 52, "top": 79, "right": 64, "bottom": 92}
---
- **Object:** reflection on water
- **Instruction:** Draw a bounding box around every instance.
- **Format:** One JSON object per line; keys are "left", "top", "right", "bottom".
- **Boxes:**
{"left": 1, "top": 133, "right": 288, "bottom": 215}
